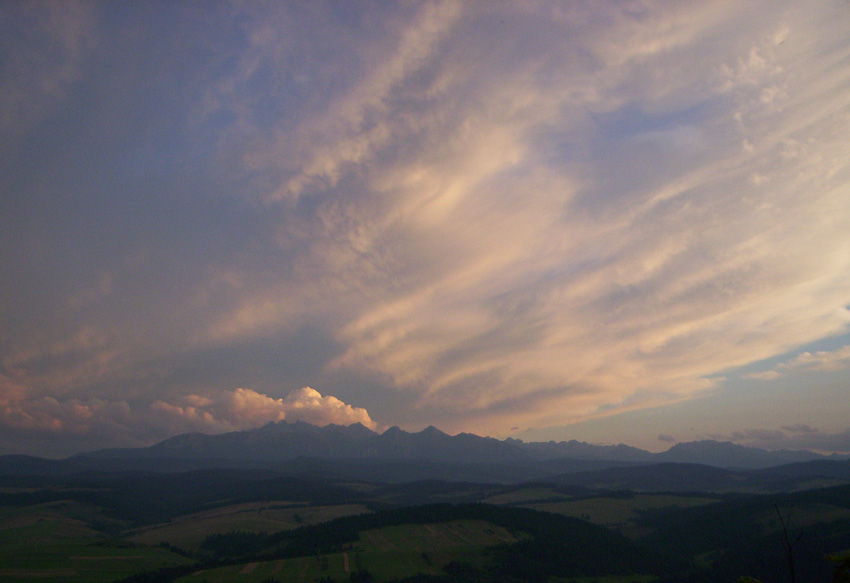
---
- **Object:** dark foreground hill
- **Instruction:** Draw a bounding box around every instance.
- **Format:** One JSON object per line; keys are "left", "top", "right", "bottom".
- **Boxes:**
{"left": 1, "top": 459, "right": 850, "bottom": 583}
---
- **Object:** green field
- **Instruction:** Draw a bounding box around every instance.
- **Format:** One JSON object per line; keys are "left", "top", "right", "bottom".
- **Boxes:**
{"left": 0, "top": 543, "right": 193, "bottom": 583}
{"left": 0, "top": 489, "right": 774, "bottom": 582}
{"left": 483, "top": 486, "right": 573, "bottom": 505}
{"left": 0, "top": 500, "right": 192, "bottom": 582}
{"left": 183, "top": 553, "right": 352, "bottom": 583}
{"left": 176, "top": 519, "right": 521, "bottom": 583}
{"left": 519, "top": 493, "right": 719, "bottom": 537}
{"left": 128, "top": 501, "right": 369, "bottom": 552}
{"left": 1, "top": 471, "right": 848, "bottom": 583}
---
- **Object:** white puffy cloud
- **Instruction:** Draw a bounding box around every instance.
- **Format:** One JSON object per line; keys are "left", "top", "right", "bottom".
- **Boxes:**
{"left": 280, "top": 387, "right": 378, "bottom": 428}
{"left": 151, "top": 387, "right": 377, "bottom": 433}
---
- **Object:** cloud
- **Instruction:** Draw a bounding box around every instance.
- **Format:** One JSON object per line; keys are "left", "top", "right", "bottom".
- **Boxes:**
{"left": 2, "top": 1, "right": 850, "bottom": 447}
{"left": 270, "top": 0, "right": 464, "bottom": 203}
{"left": 781, "top": 424, "right": 817, "bottom": 434}
{"left": 746, "top": 345, "right": 850, "bottom": 380}
{"left": 731, "top": 428, "right": 786, "bottom": 442}
{"left": 0, "top": 387, "right": 135, "bottom": 437}
{"left": 658, "top": 434, "right": 677, "bottom": 443}
{"left": 280, "top": 387, "right": 377, "bottom": 428}
{"left": 280, "top": 0, "right": 850, "bottom": 434}
{"left": 0, "top": 387, "right": 376, "bottom": 455}
{"left": 716, "top": 425, "right": 850, "bottom": 454}
{"left": 151, "top": 387, "right": 377, "bottom": 433}
{"left": 0, "top": 1, "right": 96, "bottom": 134}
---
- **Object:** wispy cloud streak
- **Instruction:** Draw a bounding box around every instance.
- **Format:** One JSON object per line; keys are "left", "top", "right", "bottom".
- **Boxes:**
{"left": 1, "top": 0, "right": 849, "bottom": 453}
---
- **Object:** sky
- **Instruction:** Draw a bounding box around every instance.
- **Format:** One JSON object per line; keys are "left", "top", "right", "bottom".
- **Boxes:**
{"left": 2, "top": 1, "right": 850, "bottom": 458}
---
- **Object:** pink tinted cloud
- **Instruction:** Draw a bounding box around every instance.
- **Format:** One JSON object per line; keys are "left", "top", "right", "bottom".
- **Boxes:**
{"left": 0, "top": 387, "right": 376, "bottom": 450}
{"left": 280, "top": 387, "right": 377, "bottom": 429}
{"left": 150, "top": 387, "right": 377, "bottom": 433}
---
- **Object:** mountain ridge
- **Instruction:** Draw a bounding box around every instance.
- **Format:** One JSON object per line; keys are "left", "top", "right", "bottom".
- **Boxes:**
{"left": 68, "top": 420, "right": 847, "bottom": 469}
{"left": 2, "top": 421, "right": 849, "bottom": 490}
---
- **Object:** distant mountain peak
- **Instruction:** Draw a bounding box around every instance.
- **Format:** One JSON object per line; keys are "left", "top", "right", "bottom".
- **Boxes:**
{"left": 382, "top": 425, "right": 405, "bottom": 437}
{"left": 421, "top": 425, "right": 447, "bottom": 435}
{"left": 657, "top": 439, "right": 826, "bottom": 469}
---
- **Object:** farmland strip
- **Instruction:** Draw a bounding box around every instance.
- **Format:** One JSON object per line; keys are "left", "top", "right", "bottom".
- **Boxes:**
{"left": 240, "top": 562, "right": 257, "bottom": 574}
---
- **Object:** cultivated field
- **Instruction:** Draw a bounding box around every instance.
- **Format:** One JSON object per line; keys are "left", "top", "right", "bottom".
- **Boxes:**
{"left": 483, "top": 486, "right": 573, "bottom": 505}
{"left": 128, "top": 501, "right": 369, "bottom": 552}
{"left": 176, "top": 519, "right": 521, "bottom": 583}
{"left": 515, "top": 493, "right": 720, "bottom": 537}
{"left": 0, "top": 501, "right": 192, "bottom": 582}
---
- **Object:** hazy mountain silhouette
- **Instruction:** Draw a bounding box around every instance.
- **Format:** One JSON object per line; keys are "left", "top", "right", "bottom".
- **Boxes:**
{"left": 505, "top": 437, "right": 655, "bottom": 462}
{"left": 68, "top": 421, "right": 845, "bottom": 468}
{"left": 83, "top": 421, "right": 530, "bottom": 465}
{"left": 2, "top": 422, "right": 847, "bottom": 487}
{"left": 654, "top": 439, "right": 827, "bottom": 468}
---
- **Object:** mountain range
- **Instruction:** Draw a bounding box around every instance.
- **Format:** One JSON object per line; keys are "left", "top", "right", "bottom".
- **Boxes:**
{"left": 84, "top": 420, "right": 841, "bottom": 467}
{"left": 2, "top": 421, "right": 847, "bottom": 489}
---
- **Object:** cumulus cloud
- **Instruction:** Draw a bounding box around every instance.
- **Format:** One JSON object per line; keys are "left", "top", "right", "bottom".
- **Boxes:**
{"left": 0, "top": 387, "right": 376, "bottom": 454}
{"left": 150, "top": 387, "right": 377, "bottom": 433}
{"left": 280, "top": 387, "right": 377, "bottom": 428}
{"left": 150, "top": 388, "right": 288, "bottom": 434}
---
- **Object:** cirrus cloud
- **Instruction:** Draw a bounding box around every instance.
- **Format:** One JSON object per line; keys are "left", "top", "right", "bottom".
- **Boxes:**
{"left": 746, "top": 345, "right": 850, "bottom": 380}
{"left": 2, "top": 0, "right": 850, "bottom": 454}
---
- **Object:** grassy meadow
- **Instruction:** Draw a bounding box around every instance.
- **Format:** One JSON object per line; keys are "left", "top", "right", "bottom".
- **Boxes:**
{"left": 0, "top": 500, "right": 192, "bottom": 582}
{"left": 515, "top": 492, "right": 720, "bottom": 536}
{"left": 0, "top": 472, "right": 848, "bottom": 583}
{"left": 128, "top": 501, "right": 369, "bottom": 553}
{"left": 175, "top": 519, "right": 521, "bottom": 583}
